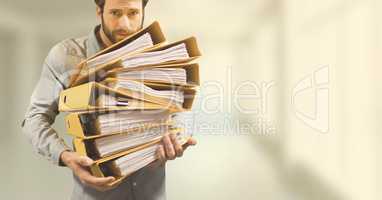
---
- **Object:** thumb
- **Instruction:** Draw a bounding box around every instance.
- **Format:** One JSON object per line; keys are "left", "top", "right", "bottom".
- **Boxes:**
{"left": 183, "top": 137, "right": 197, "bottom": 150}
{"left": 78, "top": 156, "right": 94, "bottom": 167}
{"left": 186, "top": 137, "right": 197, "bottom": 146}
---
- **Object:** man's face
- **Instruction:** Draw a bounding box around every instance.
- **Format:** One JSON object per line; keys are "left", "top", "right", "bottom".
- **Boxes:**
{"left": 97, "top": 0, "right": 143, "bottom": 43}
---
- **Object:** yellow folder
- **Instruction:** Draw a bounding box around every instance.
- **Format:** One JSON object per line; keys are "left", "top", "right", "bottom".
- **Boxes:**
{"left": 65, "top": 111, "right": 173, "bottom": 139}
{"left": 74, "top": 129, "right": 190, "bottom": 187}
{"left": 90, "top": 139, "right": 161, "bottom": 187}
{"left": 58, "top": 81, "right": 175, "bottom": 112}
{"left": 72, "top": 125, "right": 172, "bottom": 160}
{"left": 102, "top": 78, "right": 197, "bottom": 111}
{"left": 106, "top": 63, "right": 200, "bottom": 88}
{"left": 69, "top": 21, "right": 166, "bottom": 87}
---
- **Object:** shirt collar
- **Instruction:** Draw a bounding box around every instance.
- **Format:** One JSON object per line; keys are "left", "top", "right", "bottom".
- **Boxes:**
{"left": 86, "top": 25, "right": 103, "bottom": 58}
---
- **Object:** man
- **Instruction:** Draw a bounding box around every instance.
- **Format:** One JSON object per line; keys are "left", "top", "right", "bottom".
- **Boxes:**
{"left": 21, "top": 0, "right": 196, "bottom": 199}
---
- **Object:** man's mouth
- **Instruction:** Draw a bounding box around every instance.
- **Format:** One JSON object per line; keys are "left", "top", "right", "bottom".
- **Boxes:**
{"left": 116, "top": 31, "right": 130, "bottom": 37}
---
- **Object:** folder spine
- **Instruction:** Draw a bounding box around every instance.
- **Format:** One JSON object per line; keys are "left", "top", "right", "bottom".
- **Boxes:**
{"left": 59, "top": 82, "right": 96, "bottom": 112}
{"left": 73, "top": 138, "right": 88, "bottom": 157}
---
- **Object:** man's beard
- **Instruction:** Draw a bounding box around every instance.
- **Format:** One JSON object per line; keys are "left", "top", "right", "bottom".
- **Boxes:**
{"left": 101, "top": 17, "right": 119, "bottom": 44}
{"left": 101, "top": 17, "right": 143, "bottom": 44}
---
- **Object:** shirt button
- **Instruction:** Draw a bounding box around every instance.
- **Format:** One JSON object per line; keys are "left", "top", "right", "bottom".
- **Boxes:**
{"left": 133, "top": 182, "right": 137, "bottom": 186}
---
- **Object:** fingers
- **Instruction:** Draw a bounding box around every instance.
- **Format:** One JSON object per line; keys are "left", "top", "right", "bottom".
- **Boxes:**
{"left": 187, "top": 137, "right": 197, "bottom": 146}
{"left": 162, "top": 135, "right": 176, "bottom": 160}
{"left": 156, "top": 135, "right": 197, "bottom": 165}
{"left": 64, "top": 152, "right": 118, "bottom": 191}
{"left": 170, "top": 134, "right": 184, "bottom": 157}
{"left": 77, "top": 156, "right": 94, "bottom": 167}
{"left": 86, "top": 175, "right": 115, "bottom": 187}
{"left": 93, "top": 183, "right": 119, "bottom": 192}
{"left": 183, "top": 137, "right": 197, "bottom": 151}
{"left": 88, "top": 179, "right": 119, "bottom": 192}
{"left": 76, "top": 167, "right": 115, "bottom": 187}
{"left": 156, "top": 144, "right": 167, "bottom": 165}
{"left": 160, "top": 135, "right": 197, "bottom": 162}
{"left": 72, "top": 157, "right": 116, "bottom": 190}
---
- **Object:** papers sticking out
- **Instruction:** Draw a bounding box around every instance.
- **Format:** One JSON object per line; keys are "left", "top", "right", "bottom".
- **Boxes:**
{"left": 97, "top": 110, "right": 170, "bottom": 135}
{"left": 94, "top": 126, "right": 168, "bottom": 157}
{"left": 116, "top": 68, "right": 187, "bottom": 85}
{"left": 86, "top": 33, "right": 154, "bottom": 69}
{"left": 122, "top": 43, "right": 189, "bottom": 68}
{"left": 112, "top": 80, "right": 184, "bottom": 106}
{"left": 111, "top": 144, "right": 158, "bottom": 176}
{"left": 108, "top": 131, "right": 189, "bottom": 177}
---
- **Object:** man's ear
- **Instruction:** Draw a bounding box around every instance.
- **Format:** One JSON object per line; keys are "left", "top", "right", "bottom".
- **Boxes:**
{"left": 96, "top": 6, "right": 102, "bottom": 21}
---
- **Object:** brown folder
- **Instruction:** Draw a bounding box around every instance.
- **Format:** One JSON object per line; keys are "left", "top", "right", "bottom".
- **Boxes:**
{"left": 117, "top": 36, "right": 201, "bottom": 69}
{"left": 69, "top": 21, "right": 166, "bottom": 87}
{"left": 106, "top": 63, "right": 200, "bottom": 88}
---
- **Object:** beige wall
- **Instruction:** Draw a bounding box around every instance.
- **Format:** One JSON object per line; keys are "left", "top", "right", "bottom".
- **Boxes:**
{"left": 0, "top": 0, "right": 380, "bottom": 199}
{"left": 283, "top": 0, "right": 380, "bottom": 199}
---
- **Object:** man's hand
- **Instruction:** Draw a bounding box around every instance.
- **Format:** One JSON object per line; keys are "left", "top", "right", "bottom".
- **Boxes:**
{"left": 156, "top": 134, "right": 197, "bottom": 164}
{"left": 60, "top": 151, "right": 117, "bottom": 191}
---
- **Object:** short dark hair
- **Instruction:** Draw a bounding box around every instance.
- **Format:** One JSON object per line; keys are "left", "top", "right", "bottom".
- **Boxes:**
{"left": 95, "top": 0, "right": 149, "bottom": 11}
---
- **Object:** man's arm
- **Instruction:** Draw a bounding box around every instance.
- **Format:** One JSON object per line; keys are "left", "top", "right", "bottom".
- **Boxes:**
{"left": 21, "top": 52, "right": 70, "bottom": 166}
{"left": 21, "top": 44, "right": 116, "bottom": 191}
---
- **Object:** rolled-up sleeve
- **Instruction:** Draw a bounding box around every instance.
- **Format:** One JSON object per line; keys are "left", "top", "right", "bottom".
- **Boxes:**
{"left": 21, "top": 46, "right": 71, "bottom": 166}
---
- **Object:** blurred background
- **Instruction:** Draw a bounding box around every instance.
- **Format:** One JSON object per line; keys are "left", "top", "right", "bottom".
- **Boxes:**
{"left": 0, "top": 0, "right": 381, "bottom": 199}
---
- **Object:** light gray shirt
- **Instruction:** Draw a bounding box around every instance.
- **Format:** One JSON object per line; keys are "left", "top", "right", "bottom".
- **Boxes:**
{"left": 21, "top": 25, "right": 166, "bottom": 200}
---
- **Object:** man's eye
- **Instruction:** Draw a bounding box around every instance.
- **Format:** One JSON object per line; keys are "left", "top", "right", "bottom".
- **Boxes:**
{"left": 129, "top": 10, "right": 139, "bottom": 16}
{"left": 111, "top": 10, "right": 122, "bottom": 17}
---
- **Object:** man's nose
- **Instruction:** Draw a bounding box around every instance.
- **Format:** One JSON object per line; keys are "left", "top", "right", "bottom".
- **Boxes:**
{"left": 118, "top": 15, "right": 132, "bottom": 31}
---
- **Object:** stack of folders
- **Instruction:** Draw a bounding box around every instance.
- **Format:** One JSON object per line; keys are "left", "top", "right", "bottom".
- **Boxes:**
{"left": 58, "top": 21, "right": 201, "bottom": 186}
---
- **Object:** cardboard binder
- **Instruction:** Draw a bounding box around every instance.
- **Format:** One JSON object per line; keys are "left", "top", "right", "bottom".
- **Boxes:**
{"left": 72, "top": 126, "right": 170, "bottom": 160}
{"left": 65, "top": 111, "right": 173, "bottom": 139}
{"left": 143, "top": 81, "right": 197, "bottom": 110}
{"left": 69, "top": 21, "right": 166, "bottom": 87}
{"left": 106, "top": 63, "right": 200, "bottom": 88}
{"left": 102, "top": 78, "right": 197, "bottom": 111}
{"left": 89, "top": 139, "right": 161, "bottom": 187}
{"left": 118, "top": 36, "right": 202, "bottom": 68}
{"left": 58, "top": 82, "right": 173, "bottom": 112}
{"left": 77, "top": 129, "right": 191, "bottom": 187}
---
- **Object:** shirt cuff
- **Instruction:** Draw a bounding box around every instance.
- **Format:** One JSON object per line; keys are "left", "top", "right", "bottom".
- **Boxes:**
{"left": 51, "top": 139, "right": 71, "bottom": 167}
